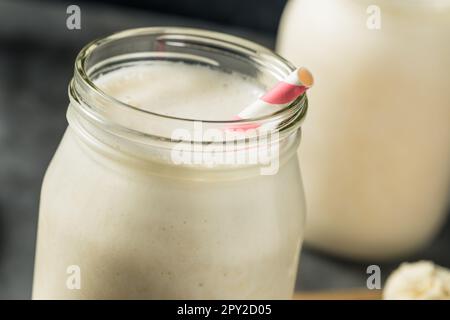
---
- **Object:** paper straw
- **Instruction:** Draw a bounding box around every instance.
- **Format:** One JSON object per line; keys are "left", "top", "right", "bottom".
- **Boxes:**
{"left": 231, "top": 67, "right": 313, "bottom": 130}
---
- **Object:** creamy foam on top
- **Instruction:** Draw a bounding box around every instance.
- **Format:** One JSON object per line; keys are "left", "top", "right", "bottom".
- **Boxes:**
{"left": 94, "top": 62, "right": 265, "bottom": 121}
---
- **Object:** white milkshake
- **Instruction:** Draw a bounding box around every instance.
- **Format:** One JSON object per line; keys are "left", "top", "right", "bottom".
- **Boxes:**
{"left": 32, "top": 28, "right": 307, "bottom": 299}
{"left": 94, "top": 62, "right": 265, "bottom": 121}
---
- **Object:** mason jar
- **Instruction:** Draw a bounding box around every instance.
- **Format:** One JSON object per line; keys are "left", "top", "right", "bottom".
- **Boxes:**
{"left": 32, "top": 28, "right": 308, "bottom": 299}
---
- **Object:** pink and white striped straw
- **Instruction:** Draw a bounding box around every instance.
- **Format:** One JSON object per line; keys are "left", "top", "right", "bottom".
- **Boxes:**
{"left": 231, "top": 67, "right": 313, "bottom": 130}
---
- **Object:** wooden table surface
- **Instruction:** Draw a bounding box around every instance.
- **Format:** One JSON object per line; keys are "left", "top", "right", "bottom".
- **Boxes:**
{"left": 294, "top": 289, "right": 382, "bottom": 300}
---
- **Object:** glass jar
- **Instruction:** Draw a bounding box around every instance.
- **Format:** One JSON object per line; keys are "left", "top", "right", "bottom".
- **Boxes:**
{"left": 32, "top": 28, "right": 308, "bottom": 299}
{"left": 278, "top": 0, "right": 450, "bottom": 260}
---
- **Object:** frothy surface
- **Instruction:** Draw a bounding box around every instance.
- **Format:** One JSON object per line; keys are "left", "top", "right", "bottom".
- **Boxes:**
{"left": 94, "top": 62, "right": 265, "bottom": 121}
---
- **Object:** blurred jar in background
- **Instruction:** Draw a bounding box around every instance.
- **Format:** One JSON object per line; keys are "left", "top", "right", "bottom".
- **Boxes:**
{"left": 277, "top": 0, "right": 450, "bottom": 260}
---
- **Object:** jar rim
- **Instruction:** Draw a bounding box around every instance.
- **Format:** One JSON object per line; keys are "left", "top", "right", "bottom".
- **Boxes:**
{"left": 70, "top": 27, "right": 308, "bottom": 142}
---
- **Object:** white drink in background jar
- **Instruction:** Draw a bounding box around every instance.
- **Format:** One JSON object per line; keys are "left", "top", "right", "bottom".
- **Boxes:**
{"left": 32, "top": 28, "right": 307, "bottom": 299}
{"left": 277, "top": 0, "right": 450, "bottom": 260}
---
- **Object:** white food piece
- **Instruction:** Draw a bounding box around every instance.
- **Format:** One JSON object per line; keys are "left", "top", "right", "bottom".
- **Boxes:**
{"left": 383, "top": 261, "right": 450, "bottom": 300}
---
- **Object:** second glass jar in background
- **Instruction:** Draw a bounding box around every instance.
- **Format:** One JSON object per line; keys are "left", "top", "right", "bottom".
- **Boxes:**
{"left": 278, "top": 0, "right": 450, "bottom": 260}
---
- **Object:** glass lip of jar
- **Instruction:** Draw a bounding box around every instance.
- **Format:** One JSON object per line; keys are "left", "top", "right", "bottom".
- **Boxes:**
{"left": 70, "top": 27, "right": 308, "bottom": 142}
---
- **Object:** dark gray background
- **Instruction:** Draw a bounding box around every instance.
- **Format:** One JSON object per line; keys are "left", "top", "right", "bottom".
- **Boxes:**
{"left": 0, "top": 0, "right": 449, "bottom": 299}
